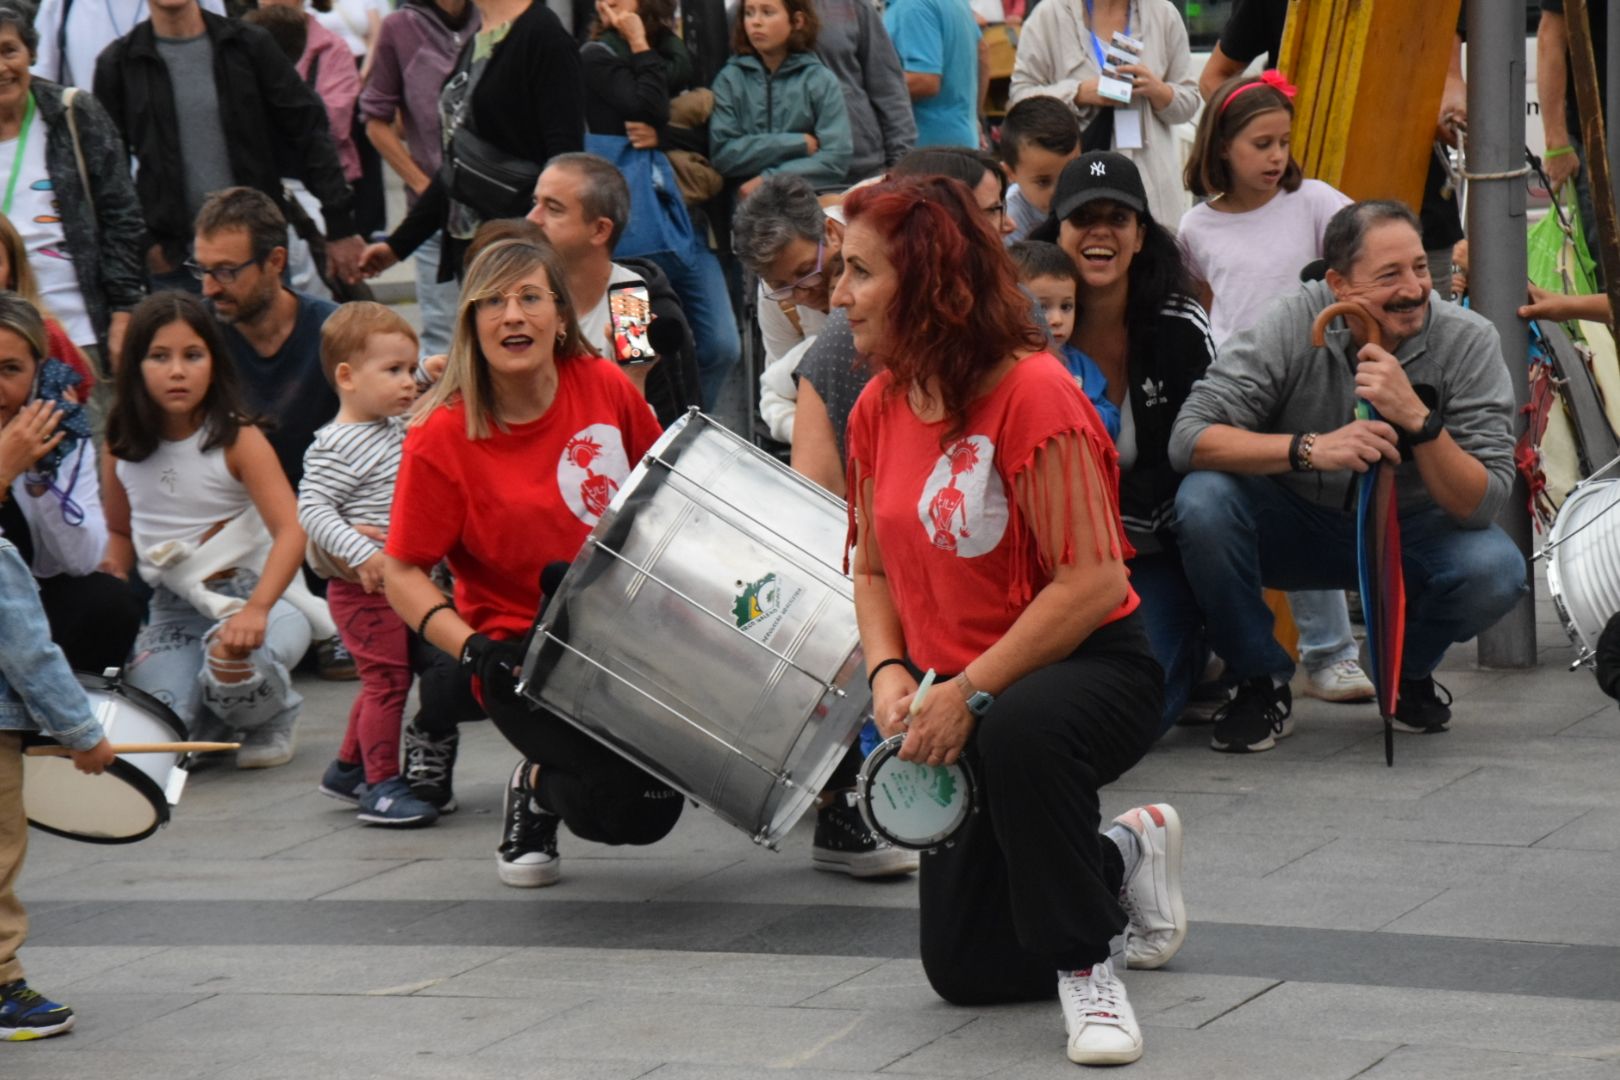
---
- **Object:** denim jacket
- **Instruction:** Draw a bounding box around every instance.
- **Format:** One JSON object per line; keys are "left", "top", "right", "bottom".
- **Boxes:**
{"left": 0, "top": 537, "right": 104, "bottom": 750}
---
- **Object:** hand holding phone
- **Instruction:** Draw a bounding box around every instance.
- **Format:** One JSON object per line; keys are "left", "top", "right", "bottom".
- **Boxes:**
{"left": 608, "top": 284, "right": 656, "bottom": 365}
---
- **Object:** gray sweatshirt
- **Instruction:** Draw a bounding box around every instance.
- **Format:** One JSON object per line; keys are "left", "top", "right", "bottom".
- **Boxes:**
{"left": 814, "top": 0, "right": 918, "bottom": 182}
{"left": 1168, "top": 280, "right": 1515, "bottom": 530}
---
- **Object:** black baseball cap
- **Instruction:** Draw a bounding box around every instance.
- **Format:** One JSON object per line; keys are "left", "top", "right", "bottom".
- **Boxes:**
{"left": 1051, "top": 151, "right": 1148, "bottom": 222}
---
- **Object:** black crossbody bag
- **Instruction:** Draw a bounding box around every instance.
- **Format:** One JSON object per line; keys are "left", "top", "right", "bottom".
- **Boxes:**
{"left": 439, "top": 38, "right": 541, "bottom": 219}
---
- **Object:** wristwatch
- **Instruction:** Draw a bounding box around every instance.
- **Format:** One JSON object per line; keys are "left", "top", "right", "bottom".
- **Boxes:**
{"left": 955, "top": 672, "right": 996, "bottom": 718}
{"left": 1406, "top": 408, "right": 1445, "bottom": 446}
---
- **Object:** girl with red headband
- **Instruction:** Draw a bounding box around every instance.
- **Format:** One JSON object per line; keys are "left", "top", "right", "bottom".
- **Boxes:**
{"left": 836, "top": 174, "right": 1187, "bottom": 1066}
{"left": 1179, "top": 72, "right": 1373, "bottom": 722}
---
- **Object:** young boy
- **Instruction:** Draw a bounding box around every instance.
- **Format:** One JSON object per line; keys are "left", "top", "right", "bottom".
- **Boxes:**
{"left": 300, "top": 302, "right": 439, "bottom": 828}
{"left": 999, "top": 95, "right": 1083, "bottom": 243}
{"left": 0, "top": 536, "right": 114, "bottom": 1040}
{"left": 1008, "top": 241, "right": 1121, "bottom": 439}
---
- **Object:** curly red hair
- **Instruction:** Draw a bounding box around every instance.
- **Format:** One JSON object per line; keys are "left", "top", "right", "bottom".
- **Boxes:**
{"left": 841, "top": 177, "right": 1045, "bottom": 441}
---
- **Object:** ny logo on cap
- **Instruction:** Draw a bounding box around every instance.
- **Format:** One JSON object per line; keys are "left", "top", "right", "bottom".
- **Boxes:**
{"left": 1091, "top": 161, "right": 1106, "bottom": 176}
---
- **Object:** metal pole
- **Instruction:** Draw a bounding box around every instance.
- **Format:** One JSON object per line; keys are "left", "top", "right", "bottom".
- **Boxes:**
{"left": 1610, "top": 0, "right": 1620, "bottom": 195}
{"left": 1471, "top": 0, "right": 1537, "bottom": 669}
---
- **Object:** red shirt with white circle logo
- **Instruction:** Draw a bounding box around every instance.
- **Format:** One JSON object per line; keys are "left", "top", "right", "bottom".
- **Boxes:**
{"left": 845, "top": 350, "right": 1138, "bottom": 674}
{"left": 387, "top": 353, "right": 663, "bottom": 641}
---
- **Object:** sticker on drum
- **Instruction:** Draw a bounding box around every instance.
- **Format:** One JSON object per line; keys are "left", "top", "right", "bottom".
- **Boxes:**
{"left": 856, "top": 734, "right": 976, "bottom": 850}
{"left": 21, "top": 672, "right": 189, "bottom": 845}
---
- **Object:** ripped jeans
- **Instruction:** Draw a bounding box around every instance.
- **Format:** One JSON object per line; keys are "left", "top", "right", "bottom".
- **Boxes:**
{"left": 125, "top": 571, "right": 309, "bottom": 739}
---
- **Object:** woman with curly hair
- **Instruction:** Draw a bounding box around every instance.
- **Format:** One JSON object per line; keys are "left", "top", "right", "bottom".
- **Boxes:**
{"left": 837, "top": 174, "right": 1187, "bottom": 1066}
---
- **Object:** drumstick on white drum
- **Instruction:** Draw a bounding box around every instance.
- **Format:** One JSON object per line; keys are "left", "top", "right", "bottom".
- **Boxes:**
{"left": 908, "top": 669, "right": 937, "bottom": 720}
{"left": 24, "top": 741, "right": 241, "bottom": 757}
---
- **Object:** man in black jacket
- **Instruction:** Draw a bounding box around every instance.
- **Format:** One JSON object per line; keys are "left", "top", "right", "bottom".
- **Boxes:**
{"left": 92, "top": 0, "right": 363, "bottom": 289}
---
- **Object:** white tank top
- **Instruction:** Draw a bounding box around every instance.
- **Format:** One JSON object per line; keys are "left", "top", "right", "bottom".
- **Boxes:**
{"left": 115, "top": 428, "right": 253, "bottom": 560}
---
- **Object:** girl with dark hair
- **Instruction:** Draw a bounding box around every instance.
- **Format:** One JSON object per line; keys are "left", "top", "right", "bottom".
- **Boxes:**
{"left": 101, "top": 293, "right": 312, "bottom": 769}
{"left": 1047, "top": 150, "right": 1217, "bottom": 738}
{"left": 837, "top": 174, "right": 1185, "bottom": 1067}
{"left": 710, "top": 0, "right": 853, "bottom": 196}
{"left": 1178, "top": 74, "right": 1372, "bottom": 716}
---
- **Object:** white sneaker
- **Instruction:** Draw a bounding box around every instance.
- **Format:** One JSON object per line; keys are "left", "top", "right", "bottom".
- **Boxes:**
{"left": 1298, "top": 659, "right": 1376, "bottom": 703}
{"left": 236, "top": 719, "right": 297, "bottom": 770}
{"left": 1059, "top": 959, "right": 1142, "bottom": 1066}
{"left": 1113, "top": 803, "right": 1187, "bottom": 970}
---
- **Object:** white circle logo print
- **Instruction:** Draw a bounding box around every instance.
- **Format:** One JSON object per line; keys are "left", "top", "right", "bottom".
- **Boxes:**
{"left": 915, "top": 435, "right": 1008, "bottom": 557}
{"left": 558, "top": 424, "right": 631, "bottom": 525}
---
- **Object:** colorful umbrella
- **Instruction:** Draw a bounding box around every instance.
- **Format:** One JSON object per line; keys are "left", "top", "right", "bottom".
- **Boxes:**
{"left": 1311, "top": 302, "right": 1404, "bottom": 766}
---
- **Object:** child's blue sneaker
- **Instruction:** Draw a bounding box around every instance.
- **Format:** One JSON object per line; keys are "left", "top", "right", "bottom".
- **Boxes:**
{"left": 318, "top": 759, "right": 366, "bottom": 805}
{"left": 0, "top": 980, "right": 75, "bottom": 1040}
{"left": 357, "top": 776, "right": 440, "bottom": 828}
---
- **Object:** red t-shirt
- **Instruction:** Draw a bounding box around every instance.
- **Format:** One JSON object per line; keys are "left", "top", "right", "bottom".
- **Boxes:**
{"left": 844, "top": 351, "right": 1138, "bottom": 674}
{"left": 387, "top": 354, "right": 663, "bottom": 641}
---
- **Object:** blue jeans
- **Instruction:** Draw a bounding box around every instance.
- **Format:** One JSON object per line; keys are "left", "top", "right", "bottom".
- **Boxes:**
{"left": 414, "top": 231, "right": 457, "bottom": 359}
{"left": 644, "top": 247, "right": 741, "bottom": 411}
{"left": 1173, "top": 471, "right": 1526, "bottom": 684}
{"left": 1289, "top": 589, "right": 1359, "bottom": 672}
{"left": 1129, "top": 547, "right": 1206, "bottom": 735}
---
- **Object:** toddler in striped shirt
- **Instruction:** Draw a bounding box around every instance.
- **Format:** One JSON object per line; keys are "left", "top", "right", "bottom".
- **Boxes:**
{"left": 298, "top": 302, "right": 439, "bottom": 828}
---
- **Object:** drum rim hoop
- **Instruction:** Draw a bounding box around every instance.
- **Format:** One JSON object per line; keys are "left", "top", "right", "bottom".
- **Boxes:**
{"left": 855, "top": 734, "right": 976, "bottom": 850}
{"left": 20, "top": 745, "right": 171, "bottom": 844}
{"left": 73, "top": 671, "right": 188, "bottom": 741}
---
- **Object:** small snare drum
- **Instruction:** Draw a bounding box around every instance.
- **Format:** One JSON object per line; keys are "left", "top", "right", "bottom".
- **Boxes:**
{"left": 856, "top": 734, "right": 977, "bottom": 851}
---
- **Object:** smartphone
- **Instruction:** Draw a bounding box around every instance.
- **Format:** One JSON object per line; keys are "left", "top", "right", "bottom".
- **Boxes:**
{"left": 608, "top": 284, "right": 656, "bottom": 365}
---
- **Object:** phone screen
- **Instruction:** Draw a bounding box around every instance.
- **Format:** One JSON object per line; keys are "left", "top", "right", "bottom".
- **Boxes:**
{"left": 608, "top": 284, "right": 654, "bottom": 364}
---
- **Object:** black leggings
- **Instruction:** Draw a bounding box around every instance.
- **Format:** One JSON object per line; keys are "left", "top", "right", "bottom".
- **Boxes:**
{"left": 40, "top": 572, "right": 143, "bottom": 675}
{"left": 430, "top": 647, "right": 683, "bottom": 847}
{"left": 917, "top": 613, "right": 1162, "bottom": 1006}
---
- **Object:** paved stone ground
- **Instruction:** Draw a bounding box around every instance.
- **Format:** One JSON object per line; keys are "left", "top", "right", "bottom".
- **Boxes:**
{"left": 7, "top": 566, "right": 1620, "bottom": 1079}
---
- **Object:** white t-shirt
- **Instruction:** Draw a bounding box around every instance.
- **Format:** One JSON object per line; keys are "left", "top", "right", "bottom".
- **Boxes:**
{"left": 1177, "top": 178, "right": 1352, "bottom": 346}
{"left": 314, "top": 0, "right": 388, "bottom": 57}
{"left": 0, "top": 115, "right": 94, "bottom": 345}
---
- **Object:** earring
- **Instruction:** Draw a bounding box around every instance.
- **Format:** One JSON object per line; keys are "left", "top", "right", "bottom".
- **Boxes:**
{"left": 556, "top": 331, "right": 566, "bottom": 346}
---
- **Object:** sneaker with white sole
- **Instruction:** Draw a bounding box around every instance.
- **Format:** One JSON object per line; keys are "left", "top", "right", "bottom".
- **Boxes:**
{"left": 497, "top": 759, "right": 560, "bottom": 887}
{"left": 1112, "top": 803, "right": 1187, "bottom": 970}
{"left": 1210, "top": 677, "right": 1292, "bottom": 753}
{"left": 1297, "top": 659, "right": 1376, "bottom": 703}
{"left": 318, "top": 759, "right": 365, "bottom": 805}
{"left": 236, "top": 718, "right": 297, "bottom": 769}
{"left": 358, "top": 776, "right": 440, "bottom": 828}
{"left": 1058, "top": 959, "right": 1142, "bottom": 1066}
{"left": 811, "top": 792, "right": 919, "bottom": 878}
{"left": 403, "top": 723, "right": 459, "bottom": 813}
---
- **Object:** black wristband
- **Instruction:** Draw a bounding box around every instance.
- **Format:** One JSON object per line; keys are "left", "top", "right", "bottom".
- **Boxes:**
{"left": 1288, "top": 432, "right": 1306, "bottom": 472}
{"left": 417, "top": 601, "right": 454, "bottom": 640}
{"left": 868, "top": 657, "right": 908, "bottom": 688}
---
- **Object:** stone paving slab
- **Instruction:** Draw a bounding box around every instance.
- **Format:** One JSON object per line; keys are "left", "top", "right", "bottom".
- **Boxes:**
{"left": 26, "top": 855, "right": 410, "bottom": 901}
{"left": 3, "top": 1048, "right": 659, "bottom": 1080}
{"left": 317, "top": 854, "right": 749, "bottom": 903}
{"left": 418, "top": 947, "right": 882, "bottom": 1006}
{"left": 1203, "top": 981, "right": 1620, "bottom": 1058}
{"left": 474, "top": 998, "right": 971, "bottom": 1072}
{"left": 1382, "top": 881, "right": 1620, "bottom": 946}
{"left": 1358, "top": 1045, "right": 1620, "bottom": 1079}
{"left": 973, "top": 1026, "right": 1399, "bottom": 1080}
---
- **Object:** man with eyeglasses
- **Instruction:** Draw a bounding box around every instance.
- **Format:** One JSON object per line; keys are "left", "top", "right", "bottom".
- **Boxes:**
{"left": 1167, "top": 200, "right": 1524, "bottom": 751}
{"left": 190, "top": 187, "right": 353, "bottom": 684}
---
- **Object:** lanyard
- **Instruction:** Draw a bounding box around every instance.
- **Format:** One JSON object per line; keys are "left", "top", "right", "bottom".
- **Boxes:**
{"left": 1083, "top": 0, "right": 1130, "bottom": 69}
{"left": 1, "top": 93, "right": 36, "bottom": 218}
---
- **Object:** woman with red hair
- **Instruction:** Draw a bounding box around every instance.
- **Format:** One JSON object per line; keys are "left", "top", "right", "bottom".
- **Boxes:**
{"left": 837, "top": 175, "right": 1188, "bottom": 1067}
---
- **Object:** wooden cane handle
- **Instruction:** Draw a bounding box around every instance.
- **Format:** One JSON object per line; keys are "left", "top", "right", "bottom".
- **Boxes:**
{"left": 24, "top": 741, "right": 241, "bottom": 757}
{"left": 1311, "top": 300, "right": 1385, "bottom": 352}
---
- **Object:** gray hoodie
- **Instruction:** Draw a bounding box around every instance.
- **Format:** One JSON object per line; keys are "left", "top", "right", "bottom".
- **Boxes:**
{"left": 813, "top": 0, "right": 918, "bottom": 182}
{"left": 1168, "top": 280, "right": 1515, "bottom": 530}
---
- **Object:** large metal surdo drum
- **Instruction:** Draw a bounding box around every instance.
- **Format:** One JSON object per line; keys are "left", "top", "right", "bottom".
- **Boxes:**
{"left": 1545, "top": 469, "right": 1620, "bottom": 665}
{"left": 518, "top": 411, "right": 869, "bottom": 847}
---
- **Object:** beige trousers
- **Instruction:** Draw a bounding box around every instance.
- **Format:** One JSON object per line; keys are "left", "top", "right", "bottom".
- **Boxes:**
{"left": 0, "top": 732, "right": 27, "bottom": 984}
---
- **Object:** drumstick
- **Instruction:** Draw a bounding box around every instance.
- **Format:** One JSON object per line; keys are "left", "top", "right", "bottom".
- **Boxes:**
{"left": 24, "top": 741, "right": 241, "bottom": 757}
{"left": 908, "top": 669, "right": 937, "bottom": 718}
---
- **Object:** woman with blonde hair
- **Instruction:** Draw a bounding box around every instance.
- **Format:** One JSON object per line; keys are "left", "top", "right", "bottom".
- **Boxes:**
{"left": 383, "top": 238, "right": 680, "bottom": 890}
{"left": 0, "top": 213, "right": 94, "bottom": 390}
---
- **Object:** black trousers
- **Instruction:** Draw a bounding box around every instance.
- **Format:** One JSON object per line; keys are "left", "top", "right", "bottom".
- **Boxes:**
{"left": 918, "top": 613, "right": 1162, "bottom": 1006}
{"left": 39, "top": 572, "right": 143, "bottom": 675}
{"left": 442, "top": 654, "right": 683, "bottom": 848}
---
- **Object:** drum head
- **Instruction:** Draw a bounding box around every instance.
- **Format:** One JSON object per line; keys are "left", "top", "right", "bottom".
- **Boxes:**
{"left": 856, "top": 735, "right": 975, "bottom": 850}
{"left": 22, "top": 674, "right": 186, "bottom": 844}
{"left": 22, "top": 750, "right": 169, "bottom": 844}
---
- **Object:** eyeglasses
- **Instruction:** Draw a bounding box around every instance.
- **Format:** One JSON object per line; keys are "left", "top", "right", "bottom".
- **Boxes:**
{"left": 762, "top": 239, "right": 825, "bottom": 302}
{"left": 183, "top": 255, "right": 263, "bottom": 284}
{"left": 474, "top": 287, "right": 560, "bottom": 318}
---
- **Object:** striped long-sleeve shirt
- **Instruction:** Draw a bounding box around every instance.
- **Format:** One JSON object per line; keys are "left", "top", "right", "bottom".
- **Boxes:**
{"left": 297, "top": 417, "right": 406, "bottom": 570}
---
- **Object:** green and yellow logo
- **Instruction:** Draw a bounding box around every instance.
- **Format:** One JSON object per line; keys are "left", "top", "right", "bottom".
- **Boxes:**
{"left": 733, "top": 572, "right": 781, "bottom": 629}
